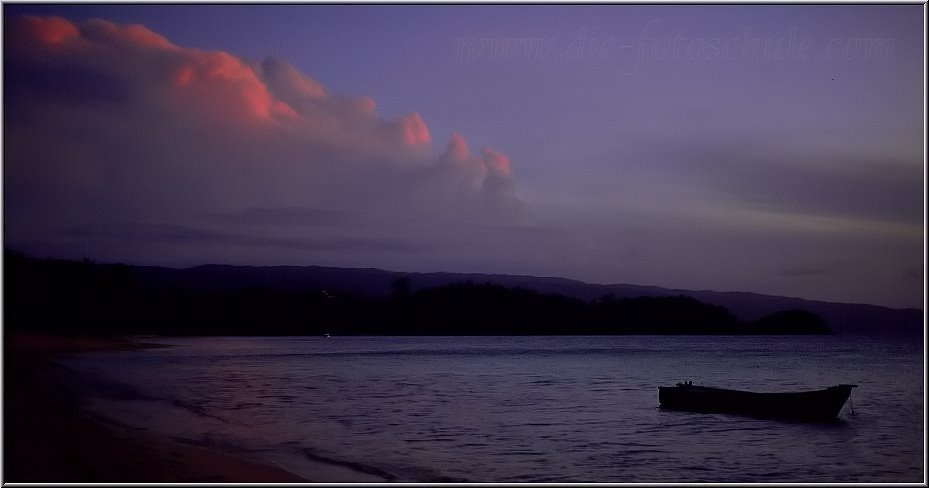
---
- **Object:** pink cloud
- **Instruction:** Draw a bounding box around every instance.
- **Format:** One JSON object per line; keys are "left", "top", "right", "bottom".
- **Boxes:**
{"left": 169, "top": 50, "right": 277, "bottom": 121}
{"left": 480, "top": 147, "right": 513, "bottom": 178}
{"left": 17, "top": 16, "right": 80, "bottom": 46}
{"left": 354, "top": 96, "right": 377, "bottom": 114}
{"left": 81, "top": 18, "right": 173, "bottom": 49}
{"left": 399, "top": 113, "right": 431, "bottom": 147}
{"left": 171, "top": 64, "right": 196, "bottom": 87}
{"left": 443, "top": 132, "right": 470, "bottom": 163}
{"left": 259, "top": 58, "right": 326, "bottom": 102}
{"left": 5, "top": 15, "right": 526, "bottom": 230}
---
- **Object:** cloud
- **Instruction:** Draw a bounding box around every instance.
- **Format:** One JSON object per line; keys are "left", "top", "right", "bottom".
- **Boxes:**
{"left": 258, "top": 57, "right": 327, "bottom": 101}
{"left": 777, "top": 264, "right": 842, "bottom": 278}
{"left": 204, "top": 207, "right": 351, "bottom": 228}
{"left": 4, "top": 16, "right": 528, "bottom": 262}
{"left": 584, "top": 136, "right": 923, "bottom": 233}
{"left": 16, "top": 15, "right": 80, "bottom": 45}
{"left": 67, "top": 222, "right": 430, "bottom": 253}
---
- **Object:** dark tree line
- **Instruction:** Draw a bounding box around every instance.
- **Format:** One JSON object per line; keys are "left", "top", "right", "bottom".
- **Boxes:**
{"left": 3, "top": 252, "right": 831, "bottom": 336}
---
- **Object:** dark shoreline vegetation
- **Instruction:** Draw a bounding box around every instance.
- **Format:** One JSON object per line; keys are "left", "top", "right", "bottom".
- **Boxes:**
{"left": 4, "top": 252, "right": 833, "bottom": 336}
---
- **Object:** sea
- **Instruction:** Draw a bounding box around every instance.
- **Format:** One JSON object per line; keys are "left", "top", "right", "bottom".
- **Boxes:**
{"left": 59, "top": 335, "right": 924, "bottom": 483}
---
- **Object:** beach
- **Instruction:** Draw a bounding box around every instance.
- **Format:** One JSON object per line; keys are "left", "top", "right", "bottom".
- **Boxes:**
{"left": 3, "top": 333, "right": 308, "bottom": 483}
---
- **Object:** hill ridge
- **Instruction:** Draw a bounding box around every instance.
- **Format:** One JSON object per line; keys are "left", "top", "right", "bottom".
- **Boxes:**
{"left": 5, "top": 253, "right": 922, "bottom": 336}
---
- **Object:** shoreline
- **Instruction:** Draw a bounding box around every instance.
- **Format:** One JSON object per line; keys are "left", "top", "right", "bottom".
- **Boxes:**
{"left": 3, "top": 333, "right": 310, "bottom": 483}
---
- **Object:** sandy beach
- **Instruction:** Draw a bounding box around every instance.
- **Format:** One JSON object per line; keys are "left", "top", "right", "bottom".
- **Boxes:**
{"left": 3, "top": 333, "right": 309, "bottom": 483}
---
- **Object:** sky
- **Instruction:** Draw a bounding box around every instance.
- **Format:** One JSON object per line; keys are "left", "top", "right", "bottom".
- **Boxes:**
{"left": 2, "top": 5, "right": 925, "bottom": 309}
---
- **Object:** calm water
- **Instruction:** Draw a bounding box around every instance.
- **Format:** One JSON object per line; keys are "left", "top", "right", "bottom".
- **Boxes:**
{"left": 61, "top": 335, "right": 923, "bottom": 482}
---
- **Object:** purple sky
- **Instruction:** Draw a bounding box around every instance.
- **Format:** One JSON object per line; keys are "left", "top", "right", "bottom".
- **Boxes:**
{"left": 3, "top": 5, "right": 924, "bottom": 308}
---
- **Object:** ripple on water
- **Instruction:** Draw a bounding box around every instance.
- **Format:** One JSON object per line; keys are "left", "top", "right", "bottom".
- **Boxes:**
{"left": 61, "top": 336, "right": 924, "bottom": 482}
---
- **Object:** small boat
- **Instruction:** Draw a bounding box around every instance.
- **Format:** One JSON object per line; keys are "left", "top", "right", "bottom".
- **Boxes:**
{"left": 658, "top": 382, "right": 857, "bottom": 421}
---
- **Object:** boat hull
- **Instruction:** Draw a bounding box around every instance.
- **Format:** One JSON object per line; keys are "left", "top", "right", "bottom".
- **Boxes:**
{"left": 658, "top": 384, "right": 857, "bottom": 421}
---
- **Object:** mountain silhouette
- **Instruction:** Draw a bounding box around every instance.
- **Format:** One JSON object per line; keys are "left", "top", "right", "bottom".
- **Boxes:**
{"left": 3, "top": 252, "right": 921, "bottom": 336}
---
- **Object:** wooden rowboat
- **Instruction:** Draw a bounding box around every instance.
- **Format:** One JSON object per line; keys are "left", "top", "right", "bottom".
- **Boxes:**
{"left": 658, "top": 382, "right": 857, "bottom": 421}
